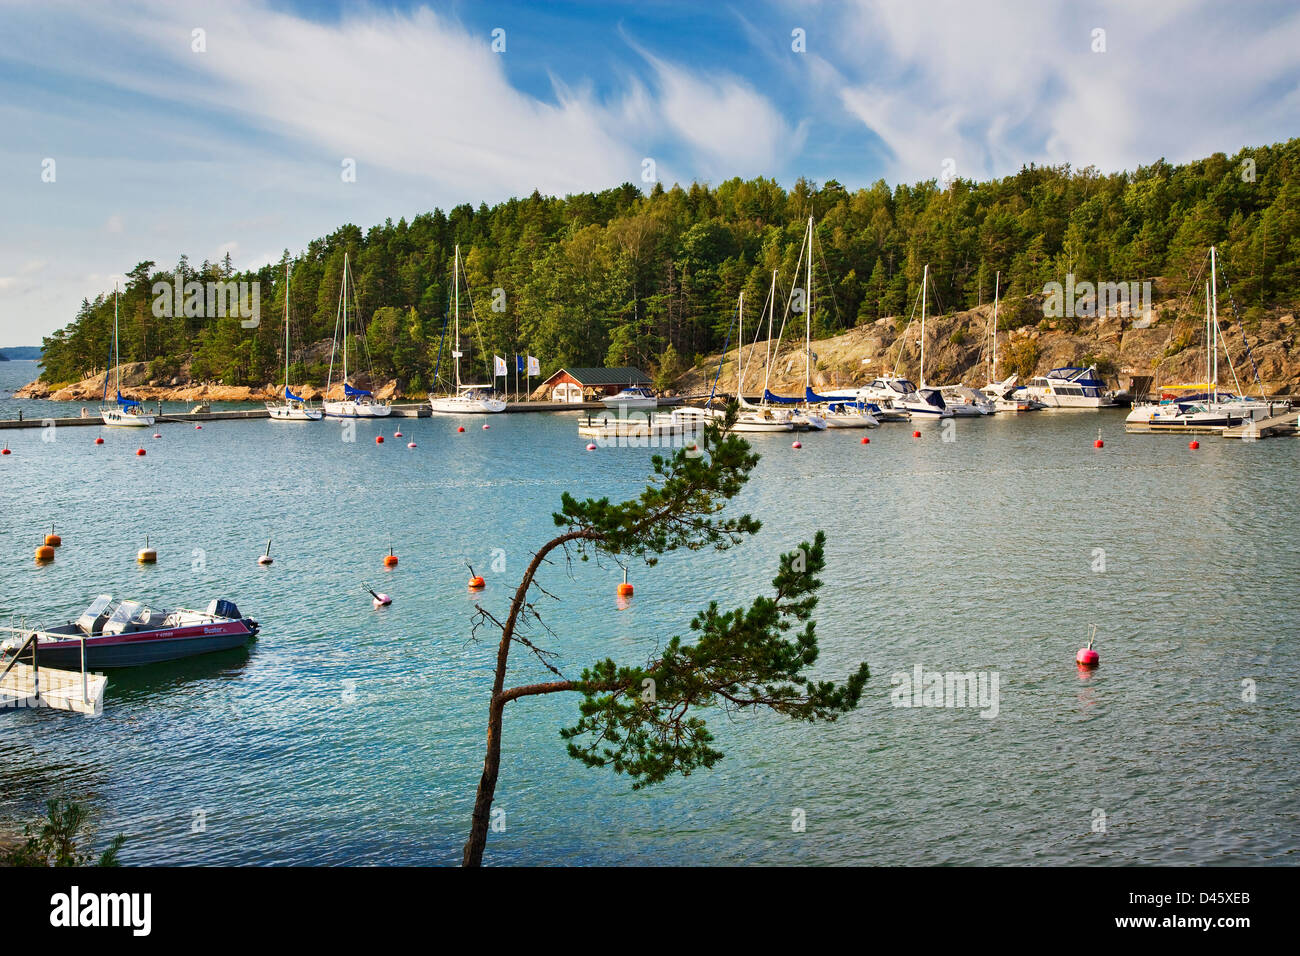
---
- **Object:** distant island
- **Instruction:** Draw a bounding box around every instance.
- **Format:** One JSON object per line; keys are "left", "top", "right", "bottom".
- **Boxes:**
{"left": 22, "top": 138, "right": 1300, "bottom": 399}
{"left": 0, "top": 347, "right": 41, "bottom": 360}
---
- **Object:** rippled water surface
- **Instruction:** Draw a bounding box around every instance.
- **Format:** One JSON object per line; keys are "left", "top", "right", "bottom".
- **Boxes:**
{"left": 1, "top": 360, "right": 1296, "bottom": 865}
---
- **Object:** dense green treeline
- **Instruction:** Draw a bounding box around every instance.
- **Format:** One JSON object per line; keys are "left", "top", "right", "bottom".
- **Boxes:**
{"left": 38, "top": 139, "right": 1300, "bottom": 390}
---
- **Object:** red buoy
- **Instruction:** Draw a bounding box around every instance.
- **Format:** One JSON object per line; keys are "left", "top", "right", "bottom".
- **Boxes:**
{"left": 1076, "top": 647, "right": 1099, "bottom": 667}
{"left": 375, "top": 435, "right": 384, "bottom": 444}
{"left": 861, "top": 436, "right": 869, "bottom": 444}
{"left": 912, "top": 430, "right": 921, "bottom": 438}
{"left": 792, "top": 440, "right": 802, "bottom": 448}
{"left": 136, "top": 448, "right": 146, "bottom": 456}
{"left": 1189, "top": 440, "right": 1200, "bottom": 450}
{"left": 1094, "top": 438, "right": 1104, "bottom": 448}
{"left": 407, "top": 441, "right": 416, "bottom": 448}
{"left": 457, "top": 426, "right": 465, "bottom": 433}
{"left": 1, "top": 447, "right": 9, "bottom": 455}
{"left": 94, "top": 437, "right": 104, "bottom": 444}
{"left": 482, "top": 424, "right": 490, "bottom": 430}
{"left": 394, "top": 431, "right": 402, "bottom": 438}
{"left": 153, "top": 432, "right": 161, "bottom": 438}
{"left": 586, "top": 443, "right": 596, "bottom": 451}
{"left": 195, "top": 424, "right": 202, "bottom": 429}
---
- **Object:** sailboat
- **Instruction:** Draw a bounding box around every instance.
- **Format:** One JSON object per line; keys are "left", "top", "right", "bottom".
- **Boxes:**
{"left": 858, "top": 264, "right": 952, "bottom": 418}
{"left": 99, "top": 286, "right": 155, "bottom": 427}
{"left": 672, "top": 290, "right": 794, "bottom": 433}
{"left": 323, "top": 253, "right": 391, "bottom": 418}
{"left": 267, "top": 263, "right": 322, "bottom": 421}
{"left": 1125, "top": 246, "right": 1272, "bottom": 430}
{"left": 979, "top": 271, "right": 1043, "bottom": 412}
{"left": 756, "top": 218, "right": 830, "bottom": 430}
{"left": 428, "top": 244, "right": 506, "bottom": 415}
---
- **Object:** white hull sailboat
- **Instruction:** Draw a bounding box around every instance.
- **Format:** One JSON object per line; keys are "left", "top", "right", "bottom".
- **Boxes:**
{"left": 100, "top": 286, "right": 155, "bottom": 428}
{"left": 324, "top": 252, "right": 391, "bottom": 419}
{"left": 1126, "top": 247, "right": 1273, "bottom": 431}
{"left": 267, "top": 263, "right": 322, "bottom": 422}
{"left": 428, "top": 244, "right": 506, "bottom": 415}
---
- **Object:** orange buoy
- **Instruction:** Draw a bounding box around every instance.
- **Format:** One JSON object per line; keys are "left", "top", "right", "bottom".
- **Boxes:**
{"left": 375, "top": 435, "right": 384, "bottom": 444}
{"left": 35, "top": 544, "right": 55, "bottom": 562}
{"left": 912, "top": 430, "right": 921, "bottom": 438}
{"left": 1189, "top": 440, "right": 1200, "bottom": 450}
{"left": 137, "top": 536, "right": 157, "bottom": 564}
{"left": 45, "top": 527, "right": 61, "bottom": 548}
{"left": 457, "top": 426, "right": 465, "bottom": 433}
{"left": 383, "top": 547, "right": 398, "bottom": 568}
{"left": 617, "top": 582, "right": 634, "bottom": 597}
{"left": 136, "top": 448, "right": 146, "bottom": 456}
{"left": 94, "top": 437, "right": 104, "bottom": 444}
{"left": 467, "top": 562, "right": 485, "bottom": 589}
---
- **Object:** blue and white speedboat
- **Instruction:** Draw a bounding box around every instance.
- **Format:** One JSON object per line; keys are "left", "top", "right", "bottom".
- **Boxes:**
{"left": 1023, "top": 366, "right": 1115, "bottom": 408}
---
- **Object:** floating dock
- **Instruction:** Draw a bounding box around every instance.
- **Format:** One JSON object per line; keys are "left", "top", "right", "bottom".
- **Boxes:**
{"left": 0, "top": 661, "right": 105, "bottom": 717}
{"left": 1222, "top": 410, "right": 1299, "bottom": 440}
{"left": 577, "top": 411, "right": 698, "bottom": 439}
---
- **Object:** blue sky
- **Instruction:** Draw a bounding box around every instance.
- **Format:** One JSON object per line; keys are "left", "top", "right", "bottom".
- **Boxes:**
{"left": 1, "top": 0, "right": 1298, "bottom": 342}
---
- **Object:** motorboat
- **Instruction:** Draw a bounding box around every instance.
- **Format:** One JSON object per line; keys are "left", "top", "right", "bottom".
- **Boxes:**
{"left": 601, "top": 387, "right": 658, "bottom": 410}
{"left": 858, "top": 377, "right": 952, "bottom": 418}
{"left": 937, "top": 384, "right": 995, "bottom": 416}
{"left": 1024, "top": 366, "right": 1116, "bottom": 408}
{"left": 1, "top": 595, "right": 258, "bottom": 669}
{"left": 979, "top": 375, "right": 1044, "bottom": 412}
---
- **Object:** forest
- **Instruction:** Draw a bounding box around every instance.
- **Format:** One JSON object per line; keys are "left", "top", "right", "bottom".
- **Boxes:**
{"left": 35, "top": 138, "right": 1300, "bottom": 392}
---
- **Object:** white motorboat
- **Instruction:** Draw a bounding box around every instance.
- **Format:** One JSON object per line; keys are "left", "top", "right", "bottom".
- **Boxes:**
{"left": 938, "top": 384, "right": 995, "bottom": 416}
{"left": 1024, "top": 366, "right": 1116, "bottom": 408}
{"left": 99, "top": 287, "right": 156, "bottom": 428}
{"left": 601, "top": 386, "right": 658, "bottom": 410}
{"left": 980, "top": 375, "right": 1044, "bottom": 412}
{"left": 267, "top": 262, "right": 322, "bottom": 421}
{"left": 429, "top": 244, "right": 507, "bottom": 415}
{"left": 324, "top": 252, "right": 392, "bottom": 418}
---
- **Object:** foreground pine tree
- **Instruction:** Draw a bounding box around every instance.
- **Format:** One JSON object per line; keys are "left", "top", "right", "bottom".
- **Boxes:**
{"left": 462, "top": 404, "right": 870, "bottom": 866}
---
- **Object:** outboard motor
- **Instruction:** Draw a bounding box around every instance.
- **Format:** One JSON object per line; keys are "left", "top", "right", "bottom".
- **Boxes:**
{"left": 206, "top": 599, "right": 242, "bottom": 620}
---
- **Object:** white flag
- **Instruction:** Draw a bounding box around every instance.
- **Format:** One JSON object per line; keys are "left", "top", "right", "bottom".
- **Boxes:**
{"left": 527, "top": 355, "right": 539, "bottom": 376}
{"left": 493, "top": 355, "right": 507, "bottom": 377}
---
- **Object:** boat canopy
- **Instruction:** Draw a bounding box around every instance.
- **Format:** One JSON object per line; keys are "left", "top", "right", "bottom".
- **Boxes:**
{"left": 343, "top": 383, "right": 372, "bottom": 398}
{"left": 116, "top": 390, "right": 141, "bottom": 408}
{"left": 285, "top": 386, "right": 305, "bottom": 402}
{"left": 805, "top": 387, "right": 869, "bottom": 411}
{"left": 916, "top": 387, "right": 947, "bottom": 409}
{"left": 762, "top": 389, "right": 804, "bottom": 405}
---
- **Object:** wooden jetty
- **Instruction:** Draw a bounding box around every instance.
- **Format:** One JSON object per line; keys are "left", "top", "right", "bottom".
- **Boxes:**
{"left": 1221, "top": 410, "right": 1299, "bottom": 440}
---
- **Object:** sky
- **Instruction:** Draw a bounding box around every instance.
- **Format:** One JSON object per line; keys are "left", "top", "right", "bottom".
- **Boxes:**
{"left": 1, "top": 0, "right": 1297, "bottom": 344}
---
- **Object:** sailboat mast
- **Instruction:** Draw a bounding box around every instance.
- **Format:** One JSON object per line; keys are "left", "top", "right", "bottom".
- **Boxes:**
{"left": 113, "top": 286, "right": 120, "bottom": 395}
{"left": 1210, "top": 245, "right": 1218, "bottom": 401}
{"left": 805, "top": 216, "right": 813, "bottom": 392}
{"left": 737, "top": 291, "right": 745, "bottom": 397}
{"left": 991, "top": 271, "right": 1000, "bottom": 382}
{"left": 453, "top": 244, "right": 462, "bottom": 391}
{"left": 763, "top": 269, "right": 777, "bottom": 397}
{"left": 342, "top": 253, "right": 350, "bottom": 384}
{"left": 920, "top": 264, "right": 929, "bottom": 389}
{"left": 284, "top": 263, "right": 291, "bottom": 394}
